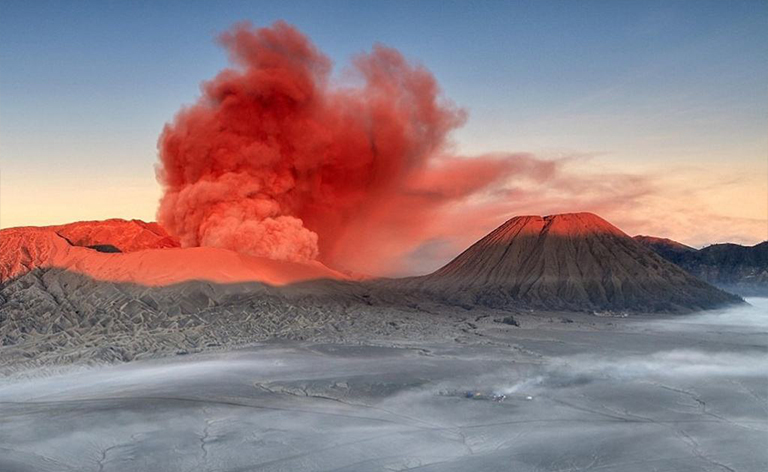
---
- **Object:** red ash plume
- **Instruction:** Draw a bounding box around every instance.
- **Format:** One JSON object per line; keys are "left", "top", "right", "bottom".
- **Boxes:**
{"left": 156, "top": 21, "right": 523, "bottom": 274}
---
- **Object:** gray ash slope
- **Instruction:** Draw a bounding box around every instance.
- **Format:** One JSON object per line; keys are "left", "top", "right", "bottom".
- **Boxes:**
{"left": 0, "top": 268, "right": 354, "bottom": 369}
{"left": 0, "top": 267, "right": 489, "bottom": 371}
{"left": 636, "top": 236, "right": 768, "bottom": 296}
{"left": 401, "top": 213, "right": 741, "bottom": 313}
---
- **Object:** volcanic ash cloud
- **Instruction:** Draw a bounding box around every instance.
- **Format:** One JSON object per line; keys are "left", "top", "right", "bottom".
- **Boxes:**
{"left": 156, "top": 21, "right": 526, "bottom": 273}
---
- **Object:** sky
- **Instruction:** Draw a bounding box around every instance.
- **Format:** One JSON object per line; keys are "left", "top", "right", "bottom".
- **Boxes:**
{"left": 1, "top": 0, "right": 766, "bottom": 265}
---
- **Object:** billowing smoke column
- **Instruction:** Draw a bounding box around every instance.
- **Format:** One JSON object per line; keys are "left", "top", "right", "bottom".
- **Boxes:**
{"left": 157, "top": 21, "right": 521, "bottom": 273}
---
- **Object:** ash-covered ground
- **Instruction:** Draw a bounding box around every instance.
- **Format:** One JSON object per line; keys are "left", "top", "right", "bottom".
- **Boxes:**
{"left": 0, "top": 300, "right": 765, "bottom": 472}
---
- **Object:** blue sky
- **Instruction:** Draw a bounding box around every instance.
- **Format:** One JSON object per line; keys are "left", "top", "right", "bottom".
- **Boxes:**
{"left": 1, "top": 0, "right": 766, "bottom": 245}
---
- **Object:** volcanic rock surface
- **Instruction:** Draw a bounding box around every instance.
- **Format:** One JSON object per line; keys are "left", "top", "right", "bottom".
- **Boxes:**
{"left": 409, "top": 213, "right": 741, "bottom": 312}
{"left": 636, "top": 236, "right": 768, "bottom": 296}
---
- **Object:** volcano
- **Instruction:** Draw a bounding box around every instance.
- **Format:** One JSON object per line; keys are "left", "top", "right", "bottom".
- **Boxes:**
{"left": 0, "top": 220, "right": 345, "bottom": 287}
{"left": 411, "top": 213, "right": 740, "bottom": 312}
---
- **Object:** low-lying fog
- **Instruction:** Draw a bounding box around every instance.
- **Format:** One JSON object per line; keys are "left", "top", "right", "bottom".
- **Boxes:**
{"left": 653, "top": 297, "right": 768, "bottom": 329}
{"left": 1, "top": 300, "right": 766, "bottom": 472}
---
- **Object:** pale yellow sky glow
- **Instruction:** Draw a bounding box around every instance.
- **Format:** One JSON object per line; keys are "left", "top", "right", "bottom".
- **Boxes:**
{"left": 1, "top": 173, "right": 161, "bottom": 229}
{"left": 2, "top": 149, "right": 765, "bottom": 249}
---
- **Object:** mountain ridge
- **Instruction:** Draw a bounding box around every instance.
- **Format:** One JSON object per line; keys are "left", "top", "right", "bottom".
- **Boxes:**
{"left": 635, "top": 236, "right": 768, "bottom": 296}
{"left": 0, "top": 222, "right": 345, "bottom": 286}
{"left": 1, "top": 214, "right": 743, "bottom": 312}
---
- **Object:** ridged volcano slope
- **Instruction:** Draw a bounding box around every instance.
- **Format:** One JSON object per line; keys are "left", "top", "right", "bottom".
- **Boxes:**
{"left": 415, "top": 213, "right": 741, "bottom": 313}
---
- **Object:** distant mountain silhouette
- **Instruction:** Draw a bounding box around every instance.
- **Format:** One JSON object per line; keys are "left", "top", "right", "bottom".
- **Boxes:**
{"left": 409, "top": 213, "right": 741, "bottom": 312}
{"left": 636, "top": 236, "right": 768, "bottom": 296}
